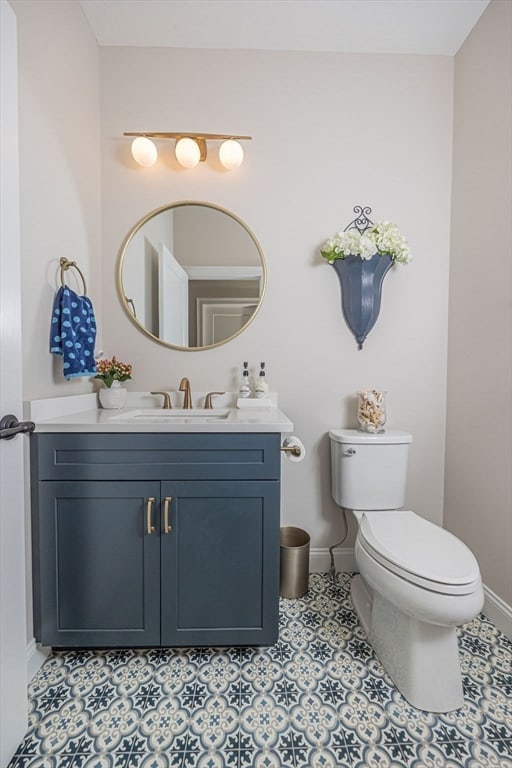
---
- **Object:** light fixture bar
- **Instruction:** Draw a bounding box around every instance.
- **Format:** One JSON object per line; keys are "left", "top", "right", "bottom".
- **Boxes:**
{"left": 124, "top": 132, "right": 252, "bottom": 141}
{"left": 125, "top": 132, "right": 251, "bottom": 170}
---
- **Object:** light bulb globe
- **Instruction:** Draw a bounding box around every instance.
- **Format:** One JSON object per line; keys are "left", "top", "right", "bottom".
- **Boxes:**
{"left": 131, "top": 136, "right": 157, "bottom": 167}
{"left": 175, "top": 137, "right": 201, "bottom": 168}
{"left": 219, "top": 139, "right": 244, "bottom": 170}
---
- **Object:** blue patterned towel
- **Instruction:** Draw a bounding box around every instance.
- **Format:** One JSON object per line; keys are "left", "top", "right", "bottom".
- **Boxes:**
{"left": 50, "top": 285, "right": 97, "bottom": 379}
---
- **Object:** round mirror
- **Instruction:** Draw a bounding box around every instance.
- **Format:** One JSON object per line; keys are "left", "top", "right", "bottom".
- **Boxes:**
{"left": 117, "top": 201, "right": 266, "bottom": 350}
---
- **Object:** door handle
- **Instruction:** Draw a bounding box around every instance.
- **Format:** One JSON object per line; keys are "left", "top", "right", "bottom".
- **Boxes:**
{"left": 146, "top": 497, "right": 156, "bottom": 534}
{"left": 163, "top": 496, "right": 172, "bottom": 533}
{"left": 0, "top": 414, "right": 36, "bottom": 440}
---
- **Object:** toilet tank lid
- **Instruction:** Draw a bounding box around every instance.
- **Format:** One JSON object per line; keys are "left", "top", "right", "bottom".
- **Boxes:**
{"left": 329, "top": 429, "right": 413, "bottom": 445}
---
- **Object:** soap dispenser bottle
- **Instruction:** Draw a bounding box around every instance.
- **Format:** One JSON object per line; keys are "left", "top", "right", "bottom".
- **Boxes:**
{"left": 254, "top": 362, "right": 269, "bottom": 398}
{"left": 239, "top": 362, "right": 251, "bottom": 398}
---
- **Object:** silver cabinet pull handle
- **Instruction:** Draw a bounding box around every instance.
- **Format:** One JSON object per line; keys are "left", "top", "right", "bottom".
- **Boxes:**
{"left": 163, "top": 496, "right": 172, "bottom": 534}
{"left": 146, "top": 497, "right": 156, "bottom": 534}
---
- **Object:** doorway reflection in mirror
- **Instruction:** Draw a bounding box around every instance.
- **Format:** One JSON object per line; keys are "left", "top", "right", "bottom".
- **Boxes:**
{"left": 118, "top": 202, "right": 266, "bottom": 350}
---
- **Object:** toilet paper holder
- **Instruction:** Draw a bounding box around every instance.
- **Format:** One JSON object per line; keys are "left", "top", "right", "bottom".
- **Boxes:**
{"left": 280, "top": 443, "right": 302, "bottom": 457}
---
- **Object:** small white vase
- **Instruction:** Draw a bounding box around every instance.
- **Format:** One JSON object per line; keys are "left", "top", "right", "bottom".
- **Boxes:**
{"left": 98, "top": 380, "right": 127, "bottom": 409}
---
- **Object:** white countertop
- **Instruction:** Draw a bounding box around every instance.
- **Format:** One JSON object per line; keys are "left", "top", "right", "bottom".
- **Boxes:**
{"left": 27, "top": 393, "right": 294, "bottom": 434}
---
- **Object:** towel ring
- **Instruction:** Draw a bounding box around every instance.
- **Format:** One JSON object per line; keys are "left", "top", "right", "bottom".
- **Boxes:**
{"left": 60, "top": 257, "right": 87, "bottom": 295}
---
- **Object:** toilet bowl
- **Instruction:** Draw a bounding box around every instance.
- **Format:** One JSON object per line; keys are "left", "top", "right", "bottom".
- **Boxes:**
{"left": 352, "top": 509, "right": 484, "bottom": 712}
{"left": 329, "top": 429, "right": 484, "bottom": 712}
{"left": 355, "top": 510, "right": 483, "bottom": 625}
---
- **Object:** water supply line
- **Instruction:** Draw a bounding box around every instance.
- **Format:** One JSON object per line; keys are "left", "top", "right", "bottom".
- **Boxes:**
{"left": 329, "top": 507, "right": 349, "bottom": 583}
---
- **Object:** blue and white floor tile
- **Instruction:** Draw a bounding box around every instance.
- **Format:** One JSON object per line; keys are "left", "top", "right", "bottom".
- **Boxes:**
{"left": 9, "top": 573, "right": 512, "bottom": 767}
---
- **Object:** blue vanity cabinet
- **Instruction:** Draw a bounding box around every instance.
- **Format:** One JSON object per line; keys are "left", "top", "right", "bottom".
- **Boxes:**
{"left": 31, "top": 432, "right": 281, "bottom": 648}
{"left": 161, "top": 480, "right": 280, "bottom": 647}
{"left": 33, "top": 481, "right": 161, "bottom": 648}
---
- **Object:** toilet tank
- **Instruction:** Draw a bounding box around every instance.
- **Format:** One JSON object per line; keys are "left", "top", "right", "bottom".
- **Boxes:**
{"left": 329, "top": 429, "right": 412, "bottom": 510}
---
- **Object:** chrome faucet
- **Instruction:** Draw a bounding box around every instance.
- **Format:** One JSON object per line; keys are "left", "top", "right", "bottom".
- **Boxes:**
{"left": 179, "top": 377, "right": 192, "bottom": 409}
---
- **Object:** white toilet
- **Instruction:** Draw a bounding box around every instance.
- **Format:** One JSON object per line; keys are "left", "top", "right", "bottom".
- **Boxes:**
{"left": 329, "top": 428, "right": 484, "bottom": 712}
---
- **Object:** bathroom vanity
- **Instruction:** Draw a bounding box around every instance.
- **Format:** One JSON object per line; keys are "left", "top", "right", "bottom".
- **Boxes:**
{"left": 29, "top": 396, "right": 293, "bottom": 649}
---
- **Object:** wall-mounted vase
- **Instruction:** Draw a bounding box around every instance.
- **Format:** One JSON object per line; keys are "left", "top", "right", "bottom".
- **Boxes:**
{"left": 332, "top": 254, "right": 393, "bottom": 349}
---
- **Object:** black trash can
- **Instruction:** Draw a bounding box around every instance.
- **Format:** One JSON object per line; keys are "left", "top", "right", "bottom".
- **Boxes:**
{"left": 279, "top": 526, "right": 310, "bottom": 598}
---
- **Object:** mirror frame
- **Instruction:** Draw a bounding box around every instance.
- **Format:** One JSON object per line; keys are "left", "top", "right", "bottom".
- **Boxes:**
{"left": 117, "top": 200, "right": 267, "bottom": 351}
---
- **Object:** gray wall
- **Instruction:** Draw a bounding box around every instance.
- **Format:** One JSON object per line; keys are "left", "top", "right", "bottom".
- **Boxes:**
{"left": 11, "top": 0, "right": 101, "bottom": 400}
{"left": 446, "top": 0, "right": 512, "bottom": 607}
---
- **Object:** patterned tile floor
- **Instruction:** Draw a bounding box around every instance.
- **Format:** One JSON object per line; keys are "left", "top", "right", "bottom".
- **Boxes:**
{"left": 8, "top": 573, "right": 512, "bottom": 768}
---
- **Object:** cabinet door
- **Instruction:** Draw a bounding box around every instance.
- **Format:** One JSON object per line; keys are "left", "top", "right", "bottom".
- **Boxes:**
{"left": 161, "top": 480, "right": 280, "bottom": 647}
{"left": 35, "top": 481, "right": 160, "bottom": 647}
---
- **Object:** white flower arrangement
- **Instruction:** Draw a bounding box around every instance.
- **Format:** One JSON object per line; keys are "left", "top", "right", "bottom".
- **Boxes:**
{"left": 321, "top": 221, "right": 412, "bottom": 264}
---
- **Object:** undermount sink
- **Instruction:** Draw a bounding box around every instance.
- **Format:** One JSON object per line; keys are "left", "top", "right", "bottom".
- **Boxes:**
{"left": 108, "top": 408, "right": 231, "bottom": 423}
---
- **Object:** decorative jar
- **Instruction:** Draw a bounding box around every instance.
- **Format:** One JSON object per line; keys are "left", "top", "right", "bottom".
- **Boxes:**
{"left": 357, "top": 389, "right": 386, "bottom": 433}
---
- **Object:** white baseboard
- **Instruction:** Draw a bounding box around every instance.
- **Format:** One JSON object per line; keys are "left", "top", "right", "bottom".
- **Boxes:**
{"left": 482, "top": 585, "right": 512, "bottom": 640}
{"left": 26, "top": 639, "right": 50, "bottom": 682}
{"left": 309, "top": 547, "right": 356, "bottom": 574}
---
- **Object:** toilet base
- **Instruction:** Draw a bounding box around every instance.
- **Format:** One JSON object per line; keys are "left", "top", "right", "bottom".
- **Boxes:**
{"left": 350, "top": 574, "right": 465, "bottom": 712}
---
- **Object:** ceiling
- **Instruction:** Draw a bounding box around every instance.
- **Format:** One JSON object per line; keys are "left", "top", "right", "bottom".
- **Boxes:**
{"left": 79, "top": 0, "right": 489, "bottom": 56}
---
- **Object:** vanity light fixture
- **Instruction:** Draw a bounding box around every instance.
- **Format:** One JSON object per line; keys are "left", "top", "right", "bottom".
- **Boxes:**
{"left": 218, "top": 139, "right": 244, "bottom": 170}
{"left": 124, "top": 132, "right": 251, "bottom": 170}
{"left": 175, "top": 137, "right": 202, "bottom": 168}
{"left": 130, "top": 136, "right": 158, "bottom": 167}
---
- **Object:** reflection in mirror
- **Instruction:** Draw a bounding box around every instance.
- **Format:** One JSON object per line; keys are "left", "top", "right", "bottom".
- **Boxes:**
{"left": 118, "top": 202, "right": 266, "bottom": 350}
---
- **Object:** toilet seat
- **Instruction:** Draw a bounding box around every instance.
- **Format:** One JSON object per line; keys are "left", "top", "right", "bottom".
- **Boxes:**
{"left": 358, "top": 510, "right": 482, "bottom": 596}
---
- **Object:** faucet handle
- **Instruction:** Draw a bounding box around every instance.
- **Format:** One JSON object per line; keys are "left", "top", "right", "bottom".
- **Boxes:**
{"left": 204, "top": 391, "right": 225, "bottom": 409}
{"left": 151, "top": 391, "right": 172, "bottom": 409}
